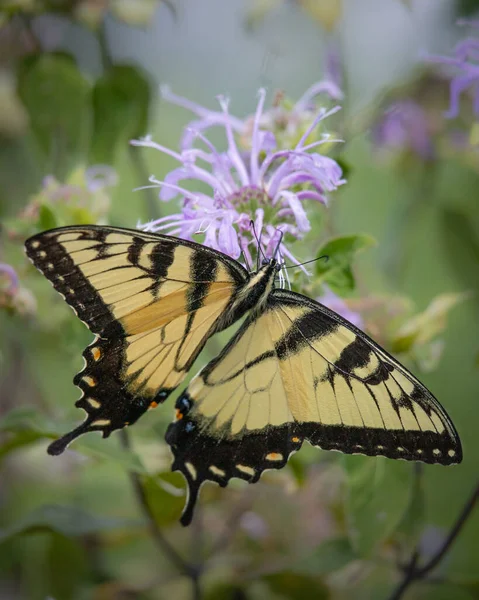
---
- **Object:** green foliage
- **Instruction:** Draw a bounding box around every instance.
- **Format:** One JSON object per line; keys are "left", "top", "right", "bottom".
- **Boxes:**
{"left": 342, "top": 455, "right": 414, "bottom": 556}
{"left": 44, "top": 533, "right": 89, "bottom": 600}
{"left": 0, "top": 407, "right": 58, "bottom": 462}
{"left": 90, "top": 65, "right": 151, "bottom": 164}
{"left": 406, "top": 582, "right": 476, "bottom": 600}
{"left": 142, "top": 473, "right": 186, "bottom": 526}
{"left": 292, "top": 537, "right": 358, "bottom": 576}
{"left": 395, "top": 466, "right": 425, "bottom": 550}
{"left": 17, "top": 54, "right": 91, "bottom": 176}
{"left": 391, "top": 292, "right": 470, "bottom": 354}
{"left": 204, "top": 582, "right": 249, "bottom": 600}
{"left": 262, "top": 571, "right": 329, "bottom": 600}
{"left": 38, "top": 203, "right": 57, "bottom": 230}
{"left": 0, "top": 505, "right": 138, "bottom": 543}
{"left": 440, "top": 207, "right": 479, "bottom": 292}
{"left": 315, "top": 234, "right": 376, "bottom": 295}
{"left": 73, "top": 434, "right": 147, "bottom": 473}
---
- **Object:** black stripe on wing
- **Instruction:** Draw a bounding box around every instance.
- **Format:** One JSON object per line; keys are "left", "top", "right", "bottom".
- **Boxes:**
{"left": 25, "top": 228, "right": 123, "bottom": 337}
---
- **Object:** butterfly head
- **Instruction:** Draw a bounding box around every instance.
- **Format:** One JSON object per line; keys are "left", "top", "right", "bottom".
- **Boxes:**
{"left": 260, "top": 256, "right": 282, "bottom": 273}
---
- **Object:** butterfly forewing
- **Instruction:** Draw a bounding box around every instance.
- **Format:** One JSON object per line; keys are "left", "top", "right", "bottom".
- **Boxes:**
{"left": 166, "top": 289, "right": 462, "bottom": 525}
{"left": 25, "top": 226, "right": 248, "bottom": 454}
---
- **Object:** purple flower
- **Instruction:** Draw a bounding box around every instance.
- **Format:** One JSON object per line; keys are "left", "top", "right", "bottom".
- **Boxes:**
{"left": 132, "top": 87, "right": 345, "bottom": 270}
{"left": 371, "top": 100, "right": 434, "bottom": 159}
{"left": 0, "top": 263, "right": 19, "bottom": 296}
{"left": 318, "top": 286, "right": 364, "bottom": 329}
{"left": 427, "top": 20, "right": 479, "bottom": 118}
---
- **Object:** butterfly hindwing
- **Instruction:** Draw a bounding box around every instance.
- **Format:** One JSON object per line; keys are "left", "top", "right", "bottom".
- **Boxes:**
{"left": 166, "top": 289, "right": 462, "bottom": 525}
{"left": 25, "top": 226, "right": 248, "bottom": 454}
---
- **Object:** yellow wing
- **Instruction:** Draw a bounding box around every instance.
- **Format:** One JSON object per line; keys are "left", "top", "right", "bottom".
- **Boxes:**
{"left": 25, "top": 225, "right": 248, "bottom": 454}
{"left": 166, "top": 289, "right": 462, "bottom": 525}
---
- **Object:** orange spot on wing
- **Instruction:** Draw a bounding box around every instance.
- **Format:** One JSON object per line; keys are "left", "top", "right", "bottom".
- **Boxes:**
{"left": 292, "top": 437, "right": 300, "bottom": 443}
{"left": 92, "top": 347, "right": 101, "bottom": 361}
{"left": 266, "top": 452, "right": 283, "bottom": 461}
{"left": 149, "top": 401, "right": 158, "bottom": 409}
{"left": 175, "top": 409, "right": 183, "bottom": 420}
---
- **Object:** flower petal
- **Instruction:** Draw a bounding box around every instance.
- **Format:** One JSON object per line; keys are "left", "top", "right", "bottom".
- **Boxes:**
{"left": 280, "top": 192, "right": 311, "bottom": 233}
{"left": 218, "top": 212, "right": 241, "bottom": 258}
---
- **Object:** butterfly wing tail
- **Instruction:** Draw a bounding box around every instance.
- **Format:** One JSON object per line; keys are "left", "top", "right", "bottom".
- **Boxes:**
{"left": 47, "top": 421, "right": 93, "bottom": 455}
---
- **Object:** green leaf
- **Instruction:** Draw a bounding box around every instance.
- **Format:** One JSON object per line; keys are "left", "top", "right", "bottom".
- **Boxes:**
{"left": 315, "top": 234, "right": 376, "bottom": 296}
{"left": 204, "top": 582, "right": 249, "bottom": 600}
{"left": 0, "top": 430, "right": 46, "bottom": 462}
{"left": 17, "top": 53, "right": 91, "bottom": 175}
{"left": 142, "top": 472, "right": 186, "bottom": 527}
{"left": 74, "top": 434, "right": 147, "bottom": 474}
{"left": 405, "top": 581, "right": 475, "bottom": 600}
{"left": 456, "top": 581, "right": 479, "bottom": 598}
{"left": 0, "top": 407, "right": 70, "bottom": 464}
{"left": 90, "top": 65, "right": 151, "bottom": 163}
{"left": 342, "top": 455, "right": 413, "bottom": 557}
{"left": 0, "top": 406, "right": 49, "bottom": 432}
{"left": 47, "top": 533, "right": 89, "bottom": 600}
{"left": 263, "top": 571, "right": 329, "bottom": 600}
{"left": 0, "top": 406, "right": 60, "bottom": 439}
{"left": 391, "top": 292, "right": 470, "bottom": 354}
{"left": 293, "top": 537, "right": 358, "bottom": 576}
{"left": 287, "top": 454, "right": 308, "bottom": 486}
{"left": 440, "top": 207, "right": 479, "bottom": 292}
{"left": 395, "top": 466, "right": 425, "bottom": 549}
{"left": 0, "top": 504, "right": 139, "bottom": 543}
{"left": 335, "top": 156, "right": 353, "bottom": 180}
{"left": 38, "top": 203, "right": 58, "bottom": 230}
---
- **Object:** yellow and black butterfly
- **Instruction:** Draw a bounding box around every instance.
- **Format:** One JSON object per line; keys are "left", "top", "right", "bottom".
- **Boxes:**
{"left": 25, "top": 225, "right": 462, "bottom": 525}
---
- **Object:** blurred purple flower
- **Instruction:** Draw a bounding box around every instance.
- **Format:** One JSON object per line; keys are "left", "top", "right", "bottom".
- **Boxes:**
{"left": 84, "top": 165, "right": 118, "bottom": 192}
{"left": 325, "top": 43, "right": 343, "bottom": 90}
{"left": 318, "top": 286, "right": 364, "bottom": 329}
{"left": 0, "top": 263, "right": 19, "bottom": 296}
{"left": 372, "top": 100, "right": 434, "bottom": 159}
{"left": 427, "top": 20, "right": 479, "bottom": 118}
{"left": 132, "top": 87, "right": 345, "bottom": 269}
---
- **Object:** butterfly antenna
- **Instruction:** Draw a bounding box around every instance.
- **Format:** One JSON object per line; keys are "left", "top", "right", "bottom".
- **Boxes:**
{"left": 240, "top": 248, "right": 252, "bottom": 272}
{"left": 273, "top": 228, "right": 284, "bottom": 259}
{"left": 283, "top": 255, "right": 329, "bottom": 269}
{"left": 250, "top": 220, "right": 266, "bottom": 269}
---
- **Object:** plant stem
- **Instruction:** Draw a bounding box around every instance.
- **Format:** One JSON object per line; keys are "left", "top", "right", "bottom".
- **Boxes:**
{"left": 388, "top": 480, "right": 479, "bottom": 600}
{"left": 119, "top": 430, "right": 202, "bottom": 599}
{"left": 98, "top": 18, "right": 113, "bottom": 71}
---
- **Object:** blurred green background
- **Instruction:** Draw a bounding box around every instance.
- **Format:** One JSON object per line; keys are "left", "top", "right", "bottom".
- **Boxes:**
{"left": 0, "top": 1, "right": 478, "bottom": 599}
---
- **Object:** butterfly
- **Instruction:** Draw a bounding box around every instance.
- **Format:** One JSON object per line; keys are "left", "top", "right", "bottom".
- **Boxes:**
{"left": 25, "top": 225, "right": 462, "bottom": 525}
